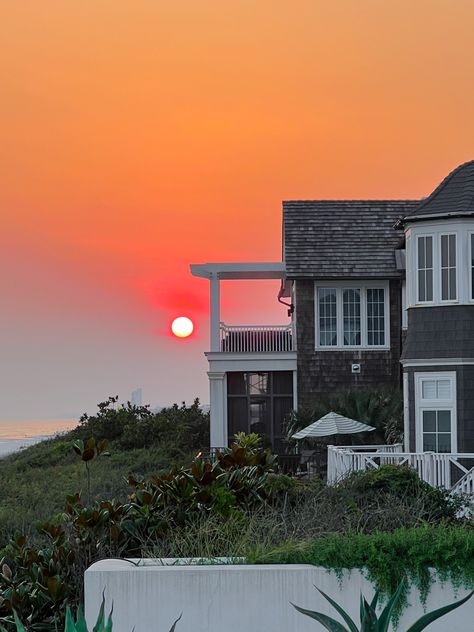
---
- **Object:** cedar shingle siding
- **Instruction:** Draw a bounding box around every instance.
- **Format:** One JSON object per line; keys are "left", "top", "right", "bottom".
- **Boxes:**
{"left": 295, "top": 279, "right": 402, "bottom": 409}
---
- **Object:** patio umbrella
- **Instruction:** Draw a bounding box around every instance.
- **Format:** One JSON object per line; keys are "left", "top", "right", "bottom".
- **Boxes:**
{"left": 291, "top": 411, "right": 375, "bottom": 439}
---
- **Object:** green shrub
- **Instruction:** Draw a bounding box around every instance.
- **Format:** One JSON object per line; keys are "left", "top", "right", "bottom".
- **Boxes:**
{"left": 249, "top": 526, "right": 474, "bottom": 610}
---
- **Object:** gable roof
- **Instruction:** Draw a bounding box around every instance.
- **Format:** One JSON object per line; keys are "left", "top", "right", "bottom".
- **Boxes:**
{"left": 283, "top": 200, "right": 418, "bottom": 279}
{"left": 405, "top": 160, "right": 474, "bottom": 221}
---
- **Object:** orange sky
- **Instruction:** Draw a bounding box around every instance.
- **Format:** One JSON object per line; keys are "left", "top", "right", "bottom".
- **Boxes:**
{"left": 2, "top": 1, "right": 474, "bottom": 419}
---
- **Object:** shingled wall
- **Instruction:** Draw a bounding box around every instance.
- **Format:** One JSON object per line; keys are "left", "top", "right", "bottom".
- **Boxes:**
{"left": 295, "top": 279, "right": 402, "bottom": 409}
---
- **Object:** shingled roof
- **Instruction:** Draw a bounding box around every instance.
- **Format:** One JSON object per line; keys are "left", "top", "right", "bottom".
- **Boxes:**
{"left": 405, "top": 160, "right": 474, "bottom": 221}
{"left": 283, "top": 200, "right": 418, "bottom": 279}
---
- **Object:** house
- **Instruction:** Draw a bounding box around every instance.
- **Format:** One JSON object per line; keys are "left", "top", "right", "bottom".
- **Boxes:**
{"left": 191, "top": 161, "right": 474, "bottom": 468}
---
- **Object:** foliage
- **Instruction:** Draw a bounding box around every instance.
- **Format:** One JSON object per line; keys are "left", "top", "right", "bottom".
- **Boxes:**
{"left": 0, "top": 440, "right": 274, "bottom": 630}
{"left": 293, "top": 581, "right": 474, "bottom": 631}
{"left": 289, "top": 386, "right": 403, "bottom": 444}
{"left": 337, "top": 465, "right": 467, "bottom": 523}
{"left": 0, "top": 399, "right": 209, "bottom": 539}
{"left": 72, "top": 397, "right": 209, "bottom": 453}
{"left": 8, "top": 596, "right": 181, "bottom": 632}
{"left": 249, "top": 526, "right": 474, "bottom": 613}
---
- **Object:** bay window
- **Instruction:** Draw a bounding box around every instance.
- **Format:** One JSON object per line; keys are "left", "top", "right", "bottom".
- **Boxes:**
{"left": 316, "top": 283, "right": 389, "bottom": 349}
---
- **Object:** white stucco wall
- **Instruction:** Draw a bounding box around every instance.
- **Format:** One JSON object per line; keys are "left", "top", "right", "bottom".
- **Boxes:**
{"left": 85, "top": 560, "right": 472, "bottom": 632}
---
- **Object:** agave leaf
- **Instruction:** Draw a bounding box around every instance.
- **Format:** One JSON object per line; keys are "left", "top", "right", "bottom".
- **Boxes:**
{"left": 292, "top": 603, "right": 350, "bottom": 631}
{"left": 64, "top": 606, "right": 77, "bottom": 632}
{"left": 360, "top": 596, "right": 378, "bottom": 632}
{"left": 12, "top": 611, "right": 26, "bottom": 632}
{"left": 406, "top": 590, "right": 474, "bottom": 632}
{"left": 378, "top": 581, "right": 405, "bottom": 632}
{"left": 75, "top": 607, "right": 89, "bottom": 632}
{"left": 169, "top": 613, "right": 182, "bottom": 632}
{"left": 92, "top": 595, "right": 106, "bottom": 632}
{"left": 369, "top": 591, "right": 379, "bottom": 611}
{"left": 315, "top": 587, "right": 359, "bottom": 632}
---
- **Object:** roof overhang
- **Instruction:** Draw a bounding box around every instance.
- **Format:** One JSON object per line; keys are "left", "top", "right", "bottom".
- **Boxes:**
{"left": 402, "top": 210, "right": 474, "bottom": 224}
{"left": 190, "top": 262, "right": 286, "bottom": 280}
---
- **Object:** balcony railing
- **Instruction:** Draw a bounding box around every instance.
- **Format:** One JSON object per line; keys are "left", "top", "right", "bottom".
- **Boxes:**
{"left": 219, "top": 322, "right": 294, "bottom": 353}
{"left": 327, "top": 444, "right": 474, "bottom": 493}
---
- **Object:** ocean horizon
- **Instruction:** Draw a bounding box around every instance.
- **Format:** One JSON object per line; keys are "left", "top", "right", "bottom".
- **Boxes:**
{"left": 0, "top": 419, "right": 78, "bottom": 457}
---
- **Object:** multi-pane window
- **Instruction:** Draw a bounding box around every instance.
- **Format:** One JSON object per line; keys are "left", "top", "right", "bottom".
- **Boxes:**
{"left": 416, "top": 372, "right": 455, "bottom": 454}
{"left": 316, "top": 285, "right": 387, "bottom": 348}
{"left": 343, "top": 289, "right": 361, "bottom": 346}
{"left": 417, "top": 235, "right": 433, "bottom": 302}
{"left": 318, "top": 288, "right": 337, "bottom": 346}
{"left": 367, "top": 288, "right": 385, "bottom": 346}
{"left": 422, "top": 410, "right": 452, "bottom": 453}
{"left": 441, "top": 234, "right": 457, "bottom": 301}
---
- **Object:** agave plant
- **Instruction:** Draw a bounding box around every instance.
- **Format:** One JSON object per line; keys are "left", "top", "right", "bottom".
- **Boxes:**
{"left": 293, "top": 581, "right": 473, "bottom": 631}
{"left": 9, "top": 597, "right": 181, "bottom": 632}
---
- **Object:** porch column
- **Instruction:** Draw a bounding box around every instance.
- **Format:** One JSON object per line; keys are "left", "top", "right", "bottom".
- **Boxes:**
{"left": 210, "top": 272, "right": 220, "bottom": 352}
{"left": 208, "top": 371, "right": 226, "bottom": 448}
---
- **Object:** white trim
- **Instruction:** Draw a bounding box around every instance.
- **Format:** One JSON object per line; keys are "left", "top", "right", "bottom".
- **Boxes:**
{"left": 401, "top": 358, "right": 474, "bottom": 366}
{"left": 314, "top": 281, "right": 390, "bottom": 350}
{"left": 403, "top": 372, "right": 409, "bottom": 452}
{"left": 414, "top": 371, "right": 457, "bottom": 453}
{"left": 470, "top": 232, "right": 474, "bottom": 302}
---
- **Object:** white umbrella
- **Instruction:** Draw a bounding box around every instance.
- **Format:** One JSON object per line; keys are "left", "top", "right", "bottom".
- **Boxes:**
{"left": 291, "top": 411, "right": 375, "bottom": 439}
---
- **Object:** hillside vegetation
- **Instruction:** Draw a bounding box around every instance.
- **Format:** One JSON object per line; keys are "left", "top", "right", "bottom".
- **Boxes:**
{"left": 0, "top": 397, "right": 209, "bottom": 540}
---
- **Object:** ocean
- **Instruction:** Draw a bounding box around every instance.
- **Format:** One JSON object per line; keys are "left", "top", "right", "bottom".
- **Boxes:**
{"left": 0, "top": 419, "right": 78, "bottom": 457}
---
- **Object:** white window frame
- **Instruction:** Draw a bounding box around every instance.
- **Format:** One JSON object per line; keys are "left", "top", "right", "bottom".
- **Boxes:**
{"left": 439, "top": 232, "right": 458, "bottom": 303}
{"left": 314, "top": 281, "right": 390, "bottom": 350}
{"left": 416, "top": 234, "right": 434, "bottom": 304}
{"left": 415, "top": 371, "right": 457, "bottom": 453}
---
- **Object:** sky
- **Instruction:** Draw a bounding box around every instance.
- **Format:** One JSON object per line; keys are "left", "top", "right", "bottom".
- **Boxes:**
{"left": 2, "top": 0, "right": 474, "bottom": 421}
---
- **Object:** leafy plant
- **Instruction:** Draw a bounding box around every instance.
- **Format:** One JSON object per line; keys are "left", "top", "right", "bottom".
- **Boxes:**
{"left": 293, "top": 581, "right": 474, "bottom": 631}
{"left": 7, "top": 596, "right": 181, "bottom": 632}
{"left": 72, "top": 438, "right": 110, "bottom": 505}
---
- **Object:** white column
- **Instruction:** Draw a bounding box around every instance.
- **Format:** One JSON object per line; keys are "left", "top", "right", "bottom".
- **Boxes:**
{"left": 210, "top": 272, "right": 220, "bottom": 352}
{"left": 208, "top": 371, "right": 226, "bottom": 448}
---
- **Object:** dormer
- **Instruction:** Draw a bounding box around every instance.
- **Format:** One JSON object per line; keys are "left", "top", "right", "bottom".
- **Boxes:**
{"left": 403, "top": 161, "right": 474, "bottom": 308}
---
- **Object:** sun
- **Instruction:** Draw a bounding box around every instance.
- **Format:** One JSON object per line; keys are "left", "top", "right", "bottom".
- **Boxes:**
{"left": 171, "top": 316, "right": 194, "bottom": 338}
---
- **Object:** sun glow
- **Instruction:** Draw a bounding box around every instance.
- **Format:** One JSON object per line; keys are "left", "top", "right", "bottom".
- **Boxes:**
{"left": 171, "top": 316, "right": 194, "bottom": 338}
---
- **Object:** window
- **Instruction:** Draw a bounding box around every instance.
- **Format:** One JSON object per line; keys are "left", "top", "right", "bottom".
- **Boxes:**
{"left": 440, "top": 234, "right": 456, "bottom": 300}
{"left": 318, "top": 288, "right": 337, "bottom": 346}
{"left": 316, "top": 283, "right": 389, "bottom": 348}
{"left": 417, "top": 235, "right": 433, "bottom": 302}
{"left": 227, "top": 371, "right": 293, "bottom": 450}
{"left": 415, "top": 372, "right": 456, "bottom": 453}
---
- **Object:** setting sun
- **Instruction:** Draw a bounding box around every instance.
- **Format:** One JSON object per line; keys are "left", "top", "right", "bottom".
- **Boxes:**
{"left": 171, "top": 316, "right": 194, "bottom": 338}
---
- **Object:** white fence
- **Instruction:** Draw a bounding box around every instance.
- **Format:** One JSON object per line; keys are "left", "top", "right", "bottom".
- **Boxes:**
{"left": 219, "top": 322, "right": 294, "bottom": 352}
{"left": 85, "top": 560, "right": 474, "bottom": 632}
{"left": 327, "top": 444, "right": 474, "bottom": 492}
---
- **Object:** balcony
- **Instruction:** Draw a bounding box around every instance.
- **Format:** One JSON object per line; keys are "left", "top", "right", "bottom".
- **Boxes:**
{"left": 219, "top": 322, "right": 294, "bottom": 353}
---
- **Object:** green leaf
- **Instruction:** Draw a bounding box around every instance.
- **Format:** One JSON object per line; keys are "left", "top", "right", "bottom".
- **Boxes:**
{"left": 360, "top": 597, "right": 378, "bottom": 632}
{"left": 292, "top": 603, "right": 350, "bottom": 631}
{"left": 316, "top": 587, "right": 359, "bottom": 632}
{"left": 12, "top": 611, "right": 26, "bottom": 632}
{"left": 406, "top": 590, "right": 474, "bottom": 632}
{"left": 92, "top": 596, "right": 106, "bottom": 632}
{"left": 378, "top": 581, "right": 405, "bottom": 632}
{"left": 75, "top": 607, "right": 89, "bottom": 632}
{"left": 82, "top": 448, "right": 95, "bottom": 462}
{"left": 65, "top": 606, "right": 77, "bottom": 632}
{"left": 169, "top": 613, "right": 182, "bottom": 632}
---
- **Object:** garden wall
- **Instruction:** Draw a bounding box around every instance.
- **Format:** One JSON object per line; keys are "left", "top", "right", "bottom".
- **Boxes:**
{"left": 85, "top": 560, "right": 472, "bottom": 632}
